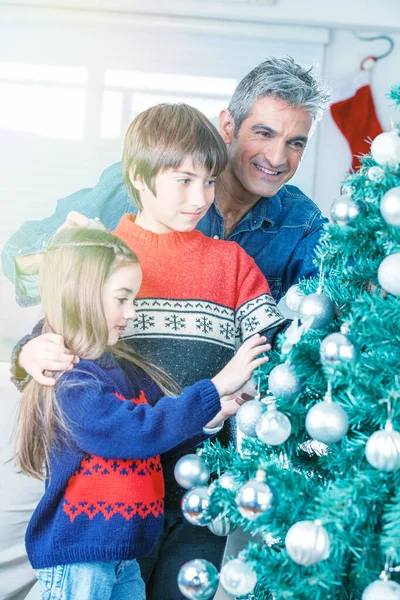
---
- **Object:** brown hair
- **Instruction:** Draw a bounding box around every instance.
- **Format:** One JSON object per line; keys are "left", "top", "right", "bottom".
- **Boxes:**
{"left": 122, "top": 103, "right": 227, "bottom": 208}
{"left": 15, "top": 228, "right": 179, "bottom": 480}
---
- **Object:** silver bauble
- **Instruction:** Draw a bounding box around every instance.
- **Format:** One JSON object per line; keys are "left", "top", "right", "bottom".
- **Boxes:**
{"left": 177, "top": 559, "right": 219, "bottom": 600}
{"left": 362, "top": 579, "right": 400, "bottom": 600}
{"left": 220, "top": 558, "right": 257, "bottom": 596}
{"left": 181, "top": 486, "right": 210, "bottom": 526}
{"left": 235, "top": 477, "right": 276, "bottom": 521}
{"left": 378, "top": 253, "right": 400, "bottom": 296}
{"left": 285, "top": 284, "right": 305, "bottom": 312}
{"left": 207, "top": 513, "right": 236, "bottom": 536}
{"left": 285, "top": 520, "right": 330, "bottom": 566}
{"left": 368, "top": 166, "right": 385, "bottom": 182}
{"left": 256, "top": 404, "right": 292, "bottom": 445}
{"left": 268, "top": 363, "right": 303, "bottom": 401}
{"left": 331, "top": 194, "right": 361, "bottom": 226}
{"left": 236, "top": 400, "right": 264, "bottom": 437}
{"left": 320, "top": 332, "right": 358, "bottom": 370}
{"left": 380, "top": 186, "right": 400, "bottom": 227}
{"left": 365, "top": 424, "right": 400, "bottom": 472}
{"left": 305, "top": 400, "right": 349, "bottom": 444}
{"left": 174, "top": 455, "right": 210, "bottom": 490}
{"left": 299, "top": 292, "right": 335, "bottom": 330}
{"left": 371, "top": 131, "right": 400, "bottom": 166}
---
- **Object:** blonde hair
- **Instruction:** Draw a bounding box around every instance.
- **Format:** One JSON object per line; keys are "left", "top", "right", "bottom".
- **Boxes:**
{"left": 15, "top": 228, "right": 179, "bottom": 480}
{"left": 122, "top": 103, "right": 228, "bottom": 209}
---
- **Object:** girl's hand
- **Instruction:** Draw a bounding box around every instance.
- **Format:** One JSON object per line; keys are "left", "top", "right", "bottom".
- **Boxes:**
{"left": 18, "top": 333, "right": 79, "bottom": 386}
{"left": 204, "top": 394, "right": 243, "bottom": 428}
{"left": 211, "top": 334, "right": 270, "bottom": 399}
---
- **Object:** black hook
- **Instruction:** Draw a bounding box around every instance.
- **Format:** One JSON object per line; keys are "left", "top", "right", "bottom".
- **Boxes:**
{"left": 355, "top": 33, "right": 395, "bottom": 60}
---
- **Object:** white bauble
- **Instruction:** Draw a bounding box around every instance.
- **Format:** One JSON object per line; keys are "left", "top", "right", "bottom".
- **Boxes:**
{"left": 285, "top": 284, "right": 305, "bottom": 312}
{"left": 380, "top": 186, "right": 400, "bottom": 227}
{"left": 207, "top": 513, "right": 236, "bottom": 536}
{"left": 362, "top": 579, "right": 400, "bottom": 600}
{"left": 220, "top": 558, "right": 257, "bottom": 596}
{"left": 268, "top": 363, "right": 303, "bottom": 401}
{"left": 365, "top": 425, "right": 400, "bottom": 472}
{"left": 378, "top": 253, "right": 400, "bottom": 296}
{"left": 305, "top": 400, "right": 349, "bottom": 445}
{"left": 236, "top": 400, "right": 264, "bottom": 437}
{"left": 285, "top": 520, "right": 330, "bottom": 566}
{"left": 256, "top": 404, "right": 292, "bottom": 445}
{"left": 371, "top": 131, "right": 400, "bottom": 166}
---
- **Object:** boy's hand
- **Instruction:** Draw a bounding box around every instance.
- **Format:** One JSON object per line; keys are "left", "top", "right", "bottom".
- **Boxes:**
{"left": 18, "top": 334, "right": 79, "bottom": 386}
{"left": 211, "top": 334, "right": 270, "bottom": 399}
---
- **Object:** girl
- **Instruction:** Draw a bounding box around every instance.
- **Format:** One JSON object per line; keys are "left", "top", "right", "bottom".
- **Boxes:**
{"left": 14, "top": 227, "right": 269, "bottom": 600}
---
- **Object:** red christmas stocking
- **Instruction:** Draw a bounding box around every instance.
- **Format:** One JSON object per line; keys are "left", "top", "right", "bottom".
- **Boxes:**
{"left": 330, "top": 70, "right": 383, "bottom": 171}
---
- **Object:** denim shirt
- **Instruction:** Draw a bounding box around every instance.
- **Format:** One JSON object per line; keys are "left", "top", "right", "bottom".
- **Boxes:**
{"left": 1, "top": 161, "right": 327, "bottom": 307}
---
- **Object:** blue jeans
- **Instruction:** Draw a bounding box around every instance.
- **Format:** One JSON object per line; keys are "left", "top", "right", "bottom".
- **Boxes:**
{"left": 35, "top": 559, "right": 145, "bottom": 600}
{"left": 138, "top": 509, "right": 227, "bottom": 600}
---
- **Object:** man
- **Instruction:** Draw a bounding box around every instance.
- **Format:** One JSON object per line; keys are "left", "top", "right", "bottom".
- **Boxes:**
{"left": 2, "top": 56, "right": 330, "bottom": 310}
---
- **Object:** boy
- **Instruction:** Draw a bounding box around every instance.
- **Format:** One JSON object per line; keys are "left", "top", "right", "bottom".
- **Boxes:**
{"left": 15, "top": 103, "right": 288, "bottom": 599}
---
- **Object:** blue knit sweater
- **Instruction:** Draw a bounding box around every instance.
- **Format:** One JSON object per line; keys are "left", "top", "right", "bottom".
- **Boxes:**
{"left": 26, "top": 352, "right": 220, "bottom": 568}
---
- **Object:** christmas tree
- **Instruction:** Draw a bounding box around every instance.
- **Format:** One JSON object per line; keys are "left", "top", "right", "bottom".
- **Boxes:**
{"left": 175, "top": 85, "right": 400, "bottom": 600}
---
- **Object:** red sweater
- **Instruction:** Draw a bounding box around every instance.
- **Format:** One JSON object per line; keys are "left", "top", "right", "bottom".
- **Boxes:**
{"left": 113, "top": 215, "right": 286, "bottom": 507}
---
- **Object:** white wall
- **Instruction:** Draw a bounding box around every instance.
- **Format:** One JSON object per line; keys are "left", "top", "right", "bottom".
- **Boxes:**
{"left": 314, "top": 29, "right": 400, "bottom": 213}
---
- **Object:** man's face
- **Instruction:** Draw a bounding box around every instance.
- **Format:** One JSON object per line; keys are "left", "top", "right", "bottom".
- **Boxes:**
{"left": 220, "top": 96, "right": 313, "bottom": 199}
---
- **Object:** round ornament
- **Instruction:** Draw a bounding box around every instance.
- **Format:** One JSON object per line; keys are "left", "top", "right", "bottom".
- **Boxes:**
{"left": 299, "top": 291, "right": 335, "bottom": 330}
{"left": 177, "top": 559, "right": 219, "bottom": 600}
{"left": 371, "top": 131, "right": 400, "bottom": 166}
{"left": 362, "top": 579, "right": 400, "bottom": 600}
{"left": 365, "top": 422, "right": 400, "bottom": 472}
{"left": 207, "top": 513, "right": 236, "bottom": 537}
{"left": 285, "top": 284, "right": 305, "bottom": 312}
{"left": 256, "top": 403, "right": 292, "bottom": 445}
{"left": 235, "top": 472, "right": 276, "bottom": 521}
{"left": 181, "top": 486, "right": 210, "bottom": 526}
{"left": 320, "top": 332, "right": 358, "bottom": 370}
{"left": 331, "top": 194, "right": 361, "bottom": 226}
{"left": 368, "top": 166, "right": 385, "bottom": 182}
{"left": 285, "top": 520, "right": 330, "bottom": 566}
{"left": 305, "top": 400, "right": 349, "bottom": 445}
{"left": 174, "top": 455, "right": 210, "bottom": 490}
{"left": 268, "top": 363, "right": 303, "bottom": 401}
{"left": 220, "top": 557, "right": 257, "bottom": 596}
{"left": 378, "top": 253, "right": 400, "bottom": 296}
{"left": 380, "top": 186, "right": 400, "bottom": 227}
{"left": 236, "top": 399, "right": 264, "bottom": 437}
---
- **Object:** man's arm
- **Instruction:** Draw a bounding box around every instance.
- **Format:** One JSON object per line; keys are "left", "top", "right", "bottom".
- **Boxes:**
{"left": 1, "top": 161, "right": 133, "bottom": 307}
{"left": 281, "top": 210, "right": 328, "bottom": 297}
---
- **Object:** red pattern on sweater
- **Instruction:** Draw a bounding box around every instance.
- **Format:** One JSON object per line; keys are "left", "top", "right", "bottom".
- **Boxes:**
{"left": 63, "top": 391, "right": 164, "bottom": 522}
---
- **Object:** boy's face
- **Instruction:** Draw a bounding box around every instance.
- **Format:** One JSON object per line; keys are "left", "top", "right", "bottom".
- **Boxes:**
{"left": 134, "top": 158, "right": 216, "bottom": 234}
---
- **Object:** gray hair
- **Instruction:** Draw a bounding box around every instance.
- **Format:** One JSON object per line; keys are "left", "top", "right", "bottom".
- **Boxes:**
{"left": 228, "top": 56, "right": 331, "bottom": 135}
